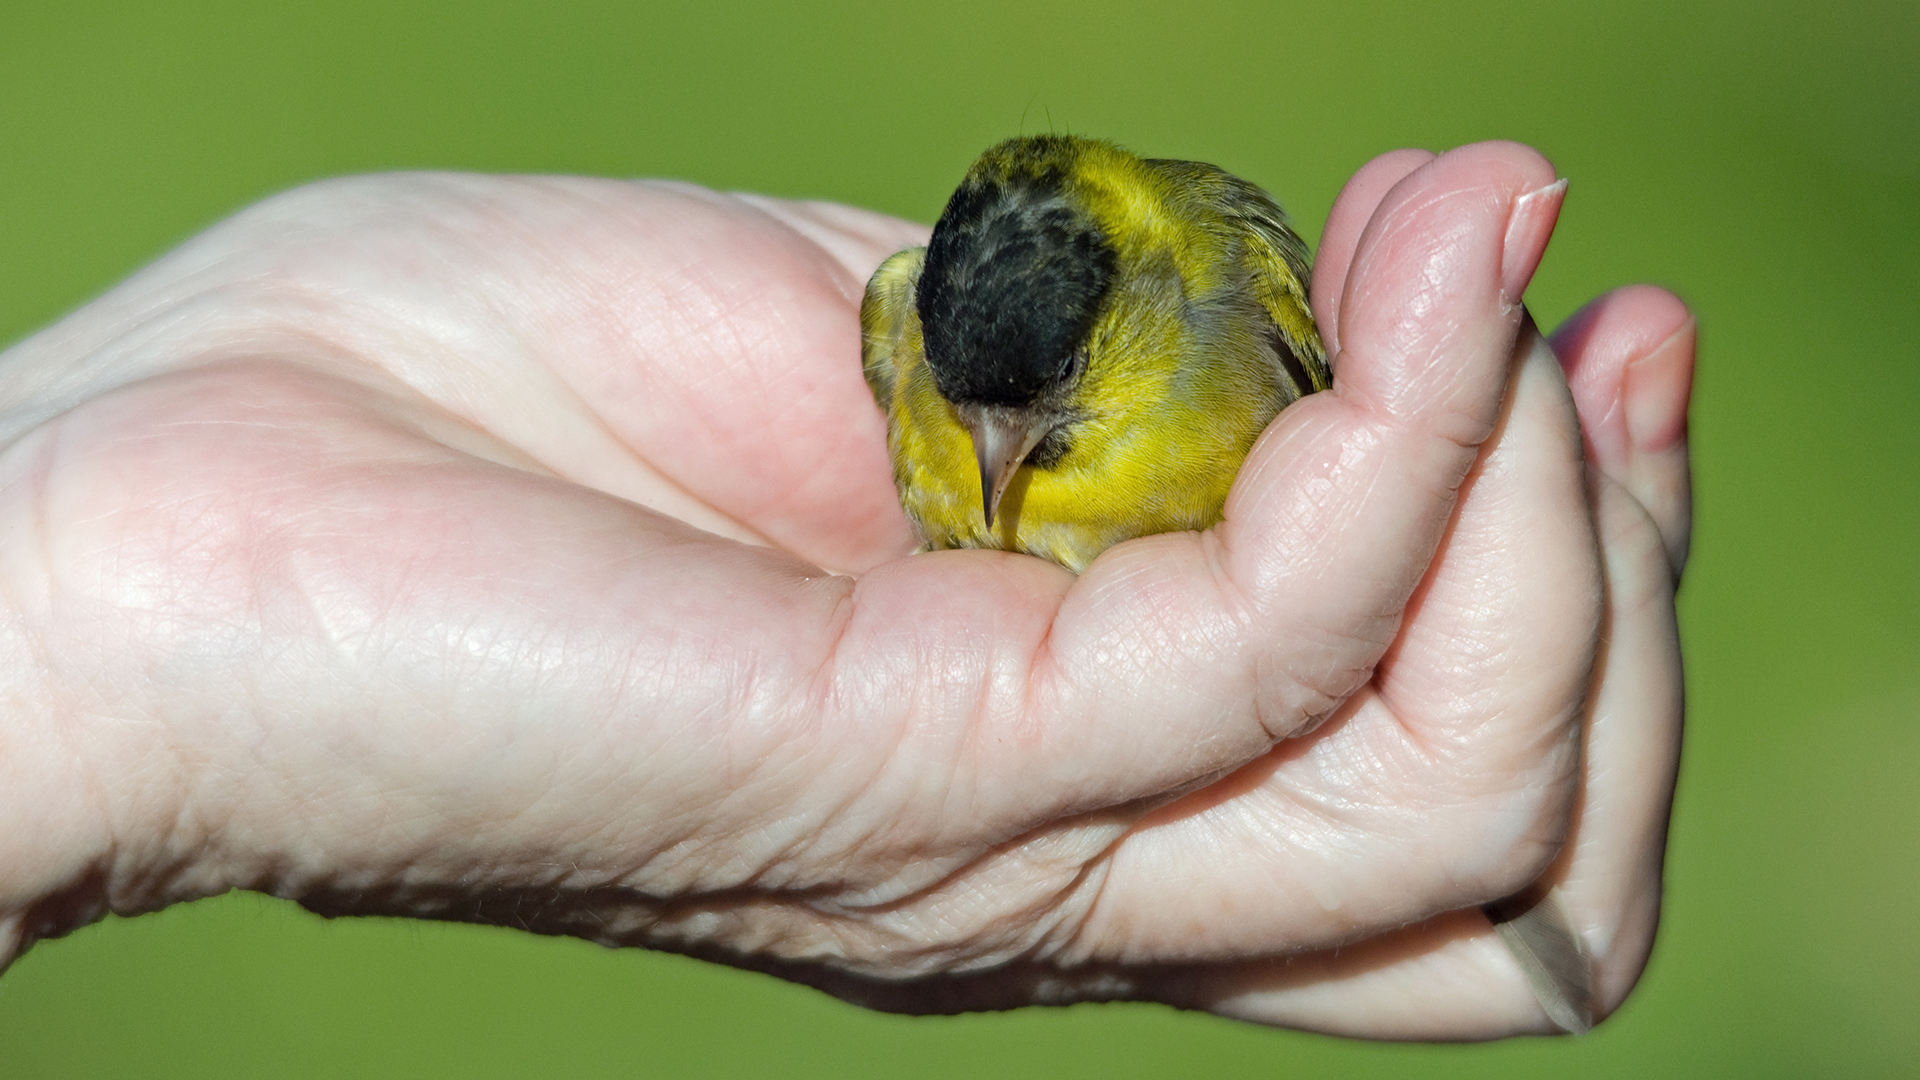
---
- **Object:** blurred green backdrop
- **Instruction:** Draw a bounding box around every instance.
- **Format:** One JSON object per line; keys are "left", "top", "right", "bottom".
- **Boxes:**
{"left": 3, "top": 0, "right": 1916, "bottom": 1076}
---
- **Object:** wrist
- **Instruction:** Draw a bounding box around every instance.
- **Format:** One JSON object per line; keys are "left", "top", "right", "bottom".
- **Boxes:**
{"left": 0, "top": 429, "right": 231, "bottom": 968}
{"left": 0, "top": 602, "right": 157, "bottom": 968}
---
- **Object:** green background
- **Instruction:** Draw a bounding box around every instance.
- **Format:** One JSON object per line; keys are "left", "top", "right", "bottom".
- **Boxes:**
{"left": 3, "top": 0, "right": 1916, "bottom": 1075}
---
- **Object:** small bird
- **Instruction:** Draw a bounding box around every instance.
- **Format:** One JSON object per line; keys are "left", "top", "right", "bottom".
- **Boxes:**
{"left": 860, "top": 135, "right": 1596, "bottom": 1034}
{"left": 859, "top": 134, "right": 1329, "bottom": 573}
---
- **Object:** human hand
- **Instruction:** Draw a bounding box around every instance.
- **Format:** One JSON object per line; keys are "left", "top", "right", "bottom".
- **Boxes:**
{"left": 0, "top": 142, "right": 1688, "bottom": 1040}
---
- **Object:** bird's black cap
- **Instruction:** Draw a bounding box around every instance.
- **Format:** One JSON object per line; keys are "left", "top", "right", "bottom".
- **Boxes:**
{"left": 915, "top": 163, "right": 1115, "bottom": 408}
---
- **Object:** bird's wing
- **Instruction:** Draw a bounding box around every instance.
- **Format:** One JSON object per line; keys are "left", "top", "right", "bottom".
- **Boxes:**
{"left": 858, "top": 246, "right": 926, "bottom": 406}
{"left": 1216, "top": 176, "right": 1333, "bottom": 399}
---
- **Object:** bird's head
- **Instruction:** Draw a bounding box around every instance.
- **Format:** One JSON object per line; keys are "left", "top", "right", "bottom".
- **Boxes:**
{"left": 915, "top": 136, "right": 1118, "bottom": 526}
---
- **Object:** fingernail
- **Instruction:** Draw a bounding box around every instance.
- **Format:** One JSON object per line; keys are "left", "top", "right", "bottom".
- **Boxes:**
{"left": 1501, "top": 178, "right": 1568, "bottom": 304}
{"left": 1624, "top": 317, "right": 1697, "bottom": 453}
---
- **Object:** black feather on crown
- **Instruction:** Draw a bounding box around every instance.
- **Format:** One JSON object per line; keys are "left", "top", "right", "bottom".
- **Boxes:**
{"left": 916, "top": 169, "right": 1115, "bottom": 408}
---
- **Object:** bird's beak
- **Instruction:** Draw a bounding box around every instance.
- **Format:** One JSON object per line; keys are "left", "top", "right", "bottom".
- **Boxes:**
{"left": 965, "top": 412, "right": 1051, "bottom": 527}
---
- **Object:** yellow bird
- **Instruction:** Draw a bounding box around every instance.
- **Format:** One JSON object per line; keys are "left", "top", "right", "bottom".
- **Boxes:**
{"left": 860, "top": 134, "right": 1330, "bottom": 572}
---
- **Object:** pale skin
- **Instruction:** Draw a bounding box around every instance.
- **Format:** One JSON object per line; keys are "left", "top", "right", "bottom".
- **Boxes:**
{"left": 0, "top": 142, "right": 1690, "bottom": 1040}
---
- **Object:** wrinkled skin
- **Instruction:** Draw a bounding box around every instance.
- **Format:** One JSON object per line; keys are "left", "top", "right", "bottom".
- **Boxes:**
{"left": 0, "top": 142, "right": 1689, "bottom": 1040}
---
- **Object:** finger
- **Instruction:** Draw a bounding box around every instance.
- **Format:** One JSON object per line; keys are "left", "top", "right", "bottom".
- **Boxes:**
{"left": 1173, "top": 912, "right": 1554, "bottom": 1041}
{"left": 1164, "top": 328, "right": 1690, "bottom": 1034}
{"left": 1310, "top": 147, "right": 1435, "bottom": 356}
{"left": 1209, "top": 140, "right": 1563, "bottom": 725}
{"left": 1553, "top": 470, "right": 1686, "bottom": 1019}
{"left": 1551, "top": 285, "right": 1696, "bottom": 575}
{"left": 1545, "top": 288, "right": 1695, "bottom": 1015}
{"left": 1070, "top": 321, "right": 1590, "bottom": 969}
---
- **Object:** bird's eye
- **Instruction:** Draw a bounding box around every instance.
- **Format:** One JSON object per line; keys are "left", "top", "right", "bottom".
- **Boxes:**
{"left": 1058, "top": 349, "right": 1085, "bottom": 382}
